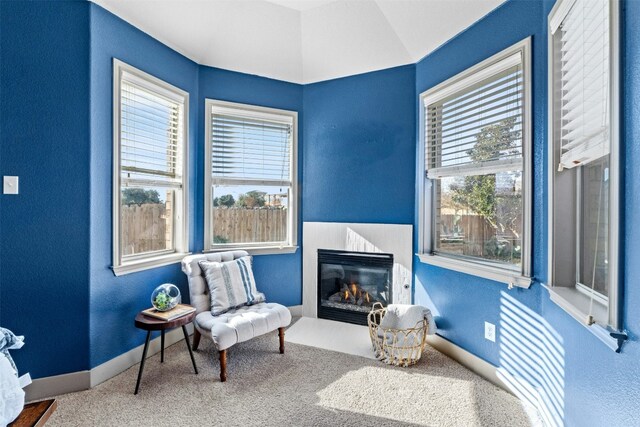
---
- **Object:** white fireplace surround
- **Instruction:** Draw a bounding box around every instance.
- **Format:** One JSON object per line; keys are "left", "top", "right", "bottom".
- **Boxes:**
{"left": 302, "top": 222, "right": 413, "bottom": 318}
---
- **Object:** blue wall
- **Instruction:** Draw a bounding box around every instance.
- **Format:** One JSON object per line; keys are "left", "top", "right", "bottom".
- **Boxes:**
{"left": 302, "top": 65, "right": 416, "bottom": 225}
{"left": 88, "top": 4, "right": 304, "bottom": 368}
{"left": 414, "top": 0, "right": 640, "bottom": 425}
{"left": 0, "top": 1, "right": 305, "bottom": 375}
{"left": 0, "top": 0, "right": 4, "bottom": 325}
{"left": 197, "top": 66, "right": 304, "bottom": 307}
{"left": 2, "top": 2, "right": 640, "bottom": 425}
{"left": 414, "top": 0, "right": 546, "bottom": 370}
{"left": 88, "top": 3, "right": 200, "bottom": 369}
{"left": 0, "top": 1, "right": 92, "bottom": 377}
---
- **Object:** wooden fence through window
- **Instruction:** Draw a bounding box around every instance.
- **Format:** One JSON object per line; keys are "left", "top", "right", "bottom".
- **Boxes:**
{"left": 211, "top": 207, "right": 287, "bottom": 244}
{"left": 120, "top": 204, "right": 288, "bottom": 255}
{"left": 121, "top": 203, "right": 171, "bottom": 256}
{"left": 438, "top": 214, "right": 520, "bottom": 261}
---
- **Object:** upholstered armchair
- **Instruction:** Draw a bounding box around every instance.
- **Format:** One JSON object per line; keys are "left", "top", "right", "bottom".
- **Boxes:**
{"left": 181, "top": 251, "right": 292, "bottom": 382}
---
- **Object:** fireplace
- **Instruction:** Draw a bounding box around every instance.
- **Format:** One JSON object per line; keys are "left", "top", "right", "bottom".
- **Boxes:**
{"left": 317, "top": 249, "right": 393, "bottom": 325}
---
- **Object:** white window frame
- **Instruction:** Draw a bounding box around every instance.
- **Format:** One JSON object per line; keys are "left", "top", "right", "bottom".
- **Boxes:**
{"left": 112, "top": 59, "right": 190, "bottom": 276}
{"left": 418, "top": 38, "right": 532, "bottom": 288}
{"left": 204, "top": 99, "right": 298, "bottom": 255}
{"left": 547, "top": 0, "right": 622, "bottom": 341}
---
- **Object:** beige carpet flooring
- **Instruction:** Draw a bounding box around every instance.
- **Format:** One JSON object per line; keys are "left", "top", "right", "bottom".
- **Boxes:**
{"left": 46, "top": 328, "right": 537, "bottom": 427}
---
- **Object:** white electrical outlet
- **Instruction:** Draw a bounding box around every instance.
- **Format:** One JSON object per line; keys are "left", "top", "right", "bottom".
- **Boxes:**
{"left": 484, "top": 322, "right": 496, "bottom": 342}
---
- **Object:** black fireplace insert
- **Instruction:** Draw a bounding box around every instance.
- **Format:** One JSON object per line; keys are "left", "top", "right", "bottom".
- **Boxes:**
{"left": 317, "top": 249, "right": 393, "bottom": 325}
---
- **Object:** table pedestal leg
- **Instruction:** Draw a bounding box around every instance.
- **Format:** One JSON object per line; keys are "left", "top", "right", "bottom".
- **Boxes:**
{"left": 182, "top": 325, "right": 198, "bottom": 374}
{"left": 134, "top": 331, "right": 152, "bottom": 395}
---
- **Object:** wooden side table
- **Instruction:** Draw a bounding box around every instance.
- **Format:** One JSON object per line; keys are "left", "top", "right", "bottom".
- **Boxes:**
{"left": 133, "top": 308, "right": 198, "bottom": 394}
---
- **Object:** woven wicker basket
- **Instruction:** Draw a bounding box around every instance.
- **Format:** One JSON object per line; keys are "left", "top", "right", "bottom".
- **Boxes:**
{"left": 367, "top": 302, "right": 428, "bottom": 367}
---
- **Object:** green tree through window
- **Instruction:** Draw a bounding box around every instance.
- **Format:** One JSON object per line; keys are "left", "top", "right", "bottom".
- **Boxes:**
{"left": 448, "top": 118, "right": 522, "bottom": 261}
{"left": 121, "top": 188, "right": 161, "bottom": 206}
{"left": 213, "top": 194, "right": 235, "bottom": 207}
{"left": 236, "top": 191, "right": 266, "bottom": 208}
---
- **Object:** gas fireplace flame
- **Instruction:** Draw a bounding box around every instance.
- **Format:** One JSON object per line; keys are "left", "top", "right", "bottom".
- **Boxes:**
{"left": 326, "top": 282, "right": 380, "bottom": 309}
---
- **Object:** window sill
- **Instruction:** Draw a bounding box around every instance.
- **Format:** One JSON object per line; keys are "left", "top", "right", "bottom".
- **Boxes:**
{"left": 548, "top": 286, "right": 624, "bottom": 352}
{"left": 112, "top": 252, "right": 191, "bottom": 276}
{"left": 204, "top": 245, "right": 298, "bottom": 256}
{"left": 417, "top": 253, "right": 531, "bottom": 288}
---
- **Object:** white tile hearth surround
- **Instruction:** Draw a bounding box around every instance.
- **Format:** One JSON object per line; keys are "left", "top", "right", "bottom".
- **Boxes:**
{"left": 302, "top": 222, "right": 413, "bottom": 318}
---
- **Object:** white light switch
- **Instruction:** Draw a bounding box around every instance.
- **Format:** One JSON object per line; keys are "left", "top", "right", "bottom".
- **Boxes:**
{"left": 3, "top": 176, "right": 19, "bottom": 194}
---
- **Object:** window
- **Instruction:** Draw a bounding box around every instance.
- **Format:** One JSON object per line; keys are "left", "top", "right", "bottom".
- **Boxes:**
{"left": 204, "top": 100, "right": 298, "bottom": 254}
{"left": 548, "top": 0, "right": 621, "bottom": 334}
{"left": 418, "top": 39, "right": 532, "bottom": 287}
{"left": 112, "top": 60, "right": 189, "bottom": 275}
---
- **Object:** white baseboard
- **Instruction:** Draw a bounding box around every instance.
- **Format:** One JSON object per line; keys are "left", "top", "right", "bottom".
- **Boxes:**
{"left": 23, "top": 369, "right": 90, "bottom": 402}
{"left": 24, "top": 324, "right": 194, "bottom": 402}
{"left": 427, "top": 336, "right": 545, "bottom": 425}
{"left": 288, "top": 305, "right": 303, "bottom": 317}
{"left": 426, "top": 334, "right": 510, "bottom": 394}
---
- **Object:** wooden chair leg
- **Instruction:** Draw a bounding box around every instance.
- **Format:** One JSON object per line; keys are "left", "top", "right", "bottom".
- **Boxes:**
{"left": 278, "top": 327, "right": 285, "bottom": 354}
{"left": 219, "top": 349, "right": 227, "bottom": 382}
{"left": 192, "top": 329, "right": 201, "bottom": 351}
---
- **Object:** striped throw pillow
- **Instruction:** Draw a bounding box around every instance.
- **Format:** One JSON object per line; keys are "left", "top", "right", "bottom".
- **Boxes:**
{"left": 199, "top": 256, "right": 265, "bottom": 316}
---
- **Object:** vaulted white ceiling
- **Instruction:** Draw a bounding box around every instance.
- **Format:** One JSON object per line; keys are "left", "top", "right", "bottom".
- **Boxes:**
{"left": 92, "top": 0, "right": 505, "bottom": 84}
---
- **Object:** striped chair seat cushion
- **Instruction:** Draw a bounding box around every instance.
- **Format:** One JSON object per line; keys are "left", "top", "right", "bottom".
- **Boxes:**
{"left": 199, "top": 256, "right": 265, "bottom": 316}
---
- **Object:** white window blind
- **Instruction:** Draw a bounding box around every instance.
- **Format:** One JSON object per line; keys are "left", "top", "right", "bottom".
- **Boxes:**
{"left": 425, "top": 52, "right": 524, "bottom": 179}
{"left": 552, "top": 0, "right": 610, "bottom": 170}
{"left": 211, "top": 111, "right": 292, "bottom": 185}
{"left": 120, "top": 75, "right": 184, "bottom": 186}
